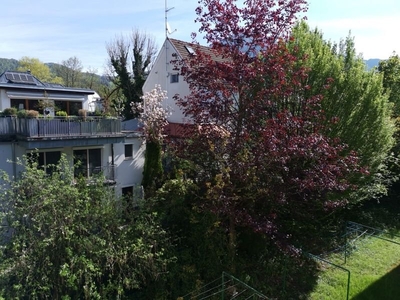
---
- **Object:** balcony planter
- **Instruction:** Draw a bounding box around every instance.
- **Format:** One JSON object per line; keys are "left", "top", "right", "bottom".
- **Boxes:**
{"left": 2, "top": 107, "right": 17, "bottom": 117}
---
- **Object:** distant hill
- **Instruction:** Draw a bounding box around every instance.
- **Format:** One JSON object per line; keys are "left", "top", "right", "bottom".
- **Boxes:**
{"left": 364, "top": 59, "right": 381, "bottom": 70}
{"left": 0, "top": 58, "right": 20, "bottom": 73}
{"left": 0, "top": 58, "right": 109, "bottom": 90}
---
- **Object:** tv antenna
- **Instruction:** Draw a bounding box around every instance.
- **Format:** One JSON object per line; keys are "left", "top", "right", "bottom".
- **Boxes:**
{"left": 165, "top": 0, "right": 177, "bottom": 37}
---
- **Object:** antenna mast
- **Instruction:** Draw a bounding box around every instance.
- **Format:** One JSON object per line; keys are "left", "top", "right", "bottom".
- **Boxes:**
{"left": 165, "top": 0, "right": 176, "bottom": 37}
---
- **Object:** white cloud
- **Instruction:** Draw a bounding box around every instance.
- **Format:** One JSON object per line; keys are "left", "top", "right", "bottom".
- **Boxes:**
{"left": 308, "top": 16, "right": 400, "bottom": 59}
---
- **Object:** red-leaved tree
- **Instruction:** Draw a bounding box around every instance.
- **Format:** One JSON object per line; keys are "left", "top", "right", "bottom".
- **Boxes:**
{"left": 172, "top": 0, "right": 364, "bottom": 257}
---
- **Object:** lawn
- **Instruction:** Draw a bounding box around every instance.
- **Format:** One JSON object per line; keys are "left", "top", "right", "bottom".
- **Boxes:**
{"left": 308, "top": 232, "right": 400, "bottom": 299}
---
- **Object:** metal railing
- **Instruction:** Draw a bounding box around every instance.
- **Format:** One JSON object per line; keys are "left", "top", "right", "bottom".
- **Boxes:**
{"left": 0, "top": 116, "right": 122, "bottom": 138}
{"left": 74, "top": 164, "right": 116, "bottom": 182}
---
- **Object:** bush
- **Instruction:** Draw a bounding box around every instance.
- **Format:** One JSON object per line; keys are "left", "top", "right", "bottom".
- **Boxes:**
{"left": 16, "top": 109, "right": 27, "bottom": 118}
{"left": 56, "top": 110, "right": 68, "bottom": 117}
{"left": 2, "top": 107, "right": 17, "bottom": 116}
{"left": 78, "top": 109, "right": 87, "bottom": 117}
{"left": 0, "top": 155, "right": 173, "bottom": 298}
{"left": 26, "top": 110, "right": 39, "bottom": 118}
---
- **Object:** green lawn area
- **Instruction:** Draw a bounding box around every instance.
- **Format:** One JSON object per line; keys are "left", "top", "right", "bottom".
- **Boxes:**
{"left": 309, "top": 233, "right": 400, "bottom": 299}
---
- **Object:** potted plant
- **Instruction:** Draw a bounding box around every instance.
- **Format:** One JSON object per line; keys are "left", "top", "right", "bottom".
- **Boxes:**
{"left": 3, "top": 107, "right": 18, "bottom": 116}
{"left": 56, "top": 110, "right": 68, "bottom": 120}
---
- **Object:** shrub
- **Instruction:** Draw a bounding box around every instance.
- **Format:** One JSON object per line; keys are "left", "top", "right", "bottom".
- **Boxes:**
{"left": 78, "top": 109, "right": 87, "bottom": 117}
{"left": 26, "top": 110, "right": 39, "bottom": 118}
{"left": 3, "top": 107, "right": 17, "bottom": 116}
{"left": 56, "top": 111, "right": 68, "bottom": 117}
{"left": 17, "top": 109, "right": 27, "bottom": 118}
{"left": 0, "top": 155, "right": 174, "bottom": 298}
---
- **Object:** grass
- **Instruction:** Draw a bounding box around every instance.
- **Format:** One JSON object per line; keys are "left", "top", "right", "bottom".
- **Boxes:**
{"left": 308, "top": 233, "right": 400, "bottom": 299}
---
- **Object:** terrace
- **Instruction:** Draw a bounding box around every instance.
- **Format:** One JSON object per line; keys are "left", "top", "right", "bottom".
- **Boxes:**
{"left": 0, "top": 116, "right": 122, "bottom": 139}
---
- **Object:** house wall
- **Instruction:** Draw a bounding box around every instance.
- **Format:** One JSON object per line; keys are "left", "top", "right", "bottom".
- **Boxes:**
{"left": 143, "top": 39, "right": 192, "bottom": 124}
{"left": 0, "top": 90, "right": 9, "bottom": 111}
{"left": 0, "top": 139, "right": 144, "bottom": 196}
{"left": 0, "top": 143, "right": 15, "bottom": 179}
{"left": 113, "top": 136, "right": 145, "bottom": 197}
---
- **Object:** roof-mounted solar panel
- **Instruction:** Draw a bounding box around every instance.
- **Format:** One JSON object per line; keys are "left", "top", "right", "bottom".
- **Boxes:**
{"left": 5, "top": 72, "right": 37, "bottom": 85}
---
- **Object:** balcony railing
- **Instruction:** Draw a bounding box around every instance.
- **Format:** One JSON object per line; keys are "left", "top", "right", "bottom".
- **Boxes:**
{"left": 0, "top": 116, "right": 122, "bottom": 138}
{"left": 75, "top": 164, "right": 116, "bottom": 183}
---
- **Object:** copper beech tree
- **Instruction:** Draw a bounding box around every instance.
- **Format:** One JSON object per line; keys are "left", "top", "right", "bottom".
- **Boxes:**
{"left": 172, "top": 0, "right": 365, "bottom": 254}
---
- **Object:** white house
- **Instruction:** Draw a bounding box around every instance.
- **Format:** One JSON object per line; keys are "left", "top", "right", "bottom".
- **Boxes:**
{"left": 0, "top": 71, "right": 144, "bottom": 198}
{"left": 143, "top": 38, "right": 224, "bottom": 137}
{"left": 143, "top": 38, "right": 211, "bottom": 123}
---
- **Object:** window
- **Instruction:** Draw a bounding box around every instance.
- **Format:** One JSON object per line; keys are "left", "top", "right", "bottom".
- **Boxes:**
{"left": 122, "top": 186, "right": 142, "bottom": 213}
{"left": 124, "top": 144, "right": 133, "bottom": 159}
{"left": 170, "top": 73, "right": 179, "bottom": 83}
{"left": 27, "top": 151, "right": 61, "bottom": 175}
{"left": 185, "top": 45, "right": 196, "bottom": 56}
{"left": 122, "top": 186, "right": 133, "bottom": 198}
{"left": 73, "top": 148, "right": 101, "bottom": 178}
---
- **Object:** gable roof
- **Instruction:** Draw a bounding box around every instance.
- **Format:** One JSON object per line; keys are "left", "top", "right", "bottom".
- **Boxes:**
{"left": 0, "top": 71, "right": 95, "bottom": 95}
{"left": 168, "top": 38, "right": 227, "bottom": 63}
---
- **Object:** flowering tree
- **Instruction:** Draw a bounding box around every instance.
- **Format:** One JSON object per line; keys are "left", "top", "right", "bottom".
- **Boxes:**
{"left": 138, "top": 85, "right": 171, "bottom": 190}
{"left": 173, "top": 0, "right": 364, "bottom": 255}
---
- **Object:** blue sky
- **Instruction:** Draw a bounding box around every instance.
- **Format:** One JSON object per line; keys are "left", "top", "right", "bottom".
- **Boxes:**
{"left": 1, "top": 0, "right": 399, "bottom": 73}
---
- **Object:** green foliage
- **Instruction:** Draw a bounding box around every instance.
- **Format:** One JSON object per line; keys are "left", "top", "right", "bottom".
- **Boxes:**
{"left": 106, "top": 30, "right": 157, "bottom": 119}
{"left": 142, "top": 141, "right": 163, "bottom": 193}
{"left": 378, "top": 52, "right": 400, "bottom": 115}
{"left": 0, "top": 155, "right": 172, "bottom": 299}
{"left": 18, "top": 56, "right": 64, "bottom": 84}
{"left": 0, "top": 58, "right": 19, "bottom": 73}
{"left": 2, "top": 107, "right": 17, "bottom": 116}
{"left": 149, "top": 177, "right": 229, "bottom": 298}
{"left": 16, "top": 109, "right": 39, "bottom": 118}
{"left": 289, "top": 22, "right": 396, "bottom": 200}
{"left": 56, "top": 110, "right": 68, "bottom": 117}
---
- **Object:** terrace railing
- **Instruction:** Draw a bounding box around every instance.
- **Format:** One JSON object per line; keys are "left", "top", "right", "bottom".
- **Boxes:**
{"left": 75, "top": 164, "right": 116, "bottom": 182}
{"left": 0, "top": 116, "right": 122, "bottom": 138}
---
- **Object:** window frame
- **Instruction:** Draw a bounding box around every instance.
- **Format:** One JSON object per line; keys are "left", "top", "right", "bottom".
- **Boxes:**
{"left": 170, "top": 73, "right": 179, "bottom": 83}
{"left": 73, "top": 148, "right": 102, "bottom": 178}
{"left": 27, "top": 150, "right": 61, "bottom": 175}
{"left": 124, "top": 144, "right": 133, "bottom": 159}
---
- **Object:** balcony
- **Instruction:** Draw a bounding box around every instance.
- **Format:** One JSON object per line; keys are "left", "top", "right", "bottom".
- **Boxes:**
{"left": 75, "top": 164, "right": 116, "bottom": 185}
{"left": 0, "top": 116, "right": 122, "bottom": 139}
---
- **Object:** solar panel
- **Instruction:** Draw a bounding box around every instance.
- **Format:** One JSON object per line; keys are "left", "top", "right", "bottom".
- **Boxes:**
{"left": 5, "top": 72, "right": 36, "bottom": 85}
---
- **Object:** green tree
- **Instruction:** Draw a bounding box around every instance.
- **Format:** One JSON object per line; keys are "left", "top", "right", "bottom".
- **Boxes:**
{"left": 0, "top": 58, "right": 19, "bottom": 73}
{"left": 17, "top": 56, "right": 63, "bottom": 84}
{"left": 377, "top": 53, "right": 400, "bottom": 186}
{"left": 0, "top": 155, "right": 172, "bottom": 299}
{"left": 106, "top": 29, "right": 157, "bottom": 119}
{"left": 378, "top": 52, "right": 400, "bottom": 114}
{"left": 289, "top": 22, "right": 395, "bottom": 200}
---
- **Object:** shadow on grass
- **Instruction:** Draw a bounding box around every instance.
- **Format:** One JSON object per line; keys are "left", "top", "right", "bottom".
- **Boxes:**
{"left": 352, "top": 265, "right": 400, "bottom": 300}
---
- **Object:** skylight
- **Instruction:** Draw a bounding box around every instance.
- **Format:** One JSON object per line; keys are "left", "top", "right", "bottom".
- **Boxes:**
{"left": 185, "top": 45, "right": 196, "bottom": 56}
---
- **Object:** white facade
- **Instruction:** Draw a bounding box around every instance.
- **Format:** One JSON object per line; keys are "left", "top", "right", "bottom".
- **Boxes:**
{"left": 0, "top": 138, "right": 144, "bottom": 196}
{"left": 143, "top": 39, "right": 192, "bottom": 124}
{"left": 0, "top": 71, "right": 145, "bottom": 196}
{"left": 112, "top": 135, "right": 145, "bottom": 197}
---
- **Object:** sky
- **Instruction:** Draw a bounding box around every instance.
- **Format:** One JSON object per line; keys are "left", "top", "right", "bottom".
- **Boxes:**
{"left": 1, "top": 0, "right": 399, "bottom": 73}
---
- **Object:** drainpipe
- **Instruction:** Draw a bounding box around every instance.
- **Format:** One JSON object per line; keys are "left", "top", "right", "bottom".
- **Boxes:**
{"left": 12, "top": 142, "right": 16, "bottom": 179}
{"left": 111, "top": 143, "right": 115, "bottom": 181}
